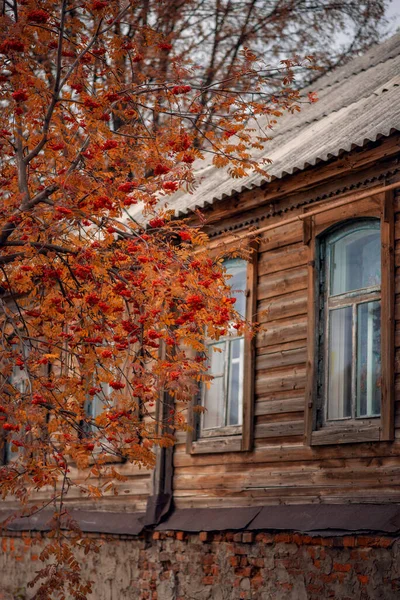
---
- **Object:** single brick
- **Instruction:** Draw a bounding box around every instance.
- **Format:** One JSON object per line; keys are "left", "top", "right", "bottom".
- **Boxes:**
{"left": 202, "top": 554, "right": 215, "bottom": 565}
{"left": 274, "top": 533, "right": 292, "bottom": 544}
{"left": 278, "top": 583, "right": 293, "bottom": 591}
{"left": 333, "top": 562, "right": 352, "bottom": 573}
{"left": 342, "top": 536, "right": 356, "bottom": 548}
{"left": 199, "top": 532, "right": 209, "bottom": 542}
{"left": 235, "top": 567, "right": 253, "bottom": 577}
{"left": 251, "top": 575, "right": 264, "bottom": 590}
{"left": 230, "top": 556, "right": 239, "bottom": 567}
{"left": 320, "top": 537, "right": 334, "bottom": 547}
{"left": 252, "top": 557, "right": 265, "bottom": 568}
{"left": 255, "top": 532, "right": 273, "bottom": 544}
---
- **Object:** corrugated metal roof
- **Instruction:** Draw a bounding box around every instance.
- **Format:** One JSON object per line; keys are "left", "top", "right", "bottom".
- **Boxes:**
{"left": 129, "top": 33, "right": 400, "bottom": 221}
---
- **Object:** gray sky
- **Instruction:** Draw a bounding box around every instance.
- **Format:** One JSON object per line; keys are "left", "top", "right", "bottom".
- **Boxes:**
{"left": 387, "top": 0, "right": 400, "bottom": 32}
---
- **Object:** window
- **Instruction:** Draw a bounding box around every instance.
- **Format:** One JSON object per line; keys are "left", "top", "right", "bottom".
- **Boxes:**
{"left": 201, "top": 259, "right": 246, "bottom": 434}
{"left": 187, "top": 247, "right": 258, "bottom": 454}
{"left": 83, "top": 382, "right": 111, "bottom": 436}
{"left": 322, "top": 220, "right": 381, "bottom": 423}
{"left": 305, "top": 193, "right": 395, "bottom": 445}
{"left": 1, "top": 346, "right": 29, "bottom": 464}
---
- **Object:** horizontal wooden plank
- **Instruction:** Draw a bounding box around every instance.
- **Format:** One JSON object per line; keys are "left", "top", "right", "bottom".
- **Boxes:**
{"left": 173, "top": 463, "right": 400, "bottom": 492}
{"left": 257, "top": 411, "right": 304, "bottom": 425}
{"left": 254, "top": 420, "right": 304, "bottom": 439}
{"left": 257, "top": 266, "right": 307, "bottom": 301}
{"left": 256, "top": 346, "right": 306, "bottom": 370}
{"left": 256, "top": 387, "right": 306, "bottom": 403}
{"left": 255, "top": 397, "right": 305, "bottom": 417}
{"left": 311, "top": 425, "right": 381, "bottom": 445}
{"left": 258, "top": 243, "right": 308, "bottom": 276}
{"left": 173, "top": 440, "right": 400, "bottom": 468}
{"left": 258, "top": 290, "right": 307, "bottom": 322}
{"left": 191, "top": 436, "right": 242, "bottom": 454}
{"left": 255, "top": 365, "right": 306, "bottom": 395}
{"left": 259, "top": 221, "right": 303, "bottom": 253}
{"left": 174, "top": 455, "right": 400, "bottom": 479}
{"left": 174, "top": 478, "right": 400, "bottom": 501}
{"left": 257, "top": 315, "right": 307, "bottom": 348}
{"left": 173, "top": 487, "right": 400, "bottom": 509}
{"left": 257, "top": 338, "right": 307, "bottom": 356}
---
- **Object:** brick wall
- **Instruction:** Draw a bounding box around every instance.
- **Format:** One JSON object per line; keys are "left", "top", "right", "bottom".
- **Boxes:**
{"left": 1, "top": 531, "right": 400, "bottom": 599}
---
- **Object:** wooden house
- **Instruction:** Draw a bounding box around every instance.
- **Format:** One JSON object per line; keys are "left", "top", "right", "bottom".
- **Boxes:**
{"left": 2, "top": 31, "right": 400, "bottom": 600}
{"left": 160, "top": 30, "right": 400, "bottom": 515}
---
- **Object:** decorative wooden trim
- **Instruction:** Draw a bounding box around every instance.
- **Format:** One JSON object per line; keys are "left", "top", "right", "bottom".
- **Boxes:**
{"left": 305, "top": 192, "right": 394, "bottom": 446}
{"left": 304, "top": 217, "right": 316, "bottom": 445}
{"left": 311, "top": 423, "right": 381, "bottom": 445}
{"left": 185, "top": 400, "right": 196, "bottom": 454}
{"left": 151, "top": 341, "right": 174, "bottom": 512}
{"left": 380, "top": 188, "right": 395, "bottom": 441}
{"left": 187, "top": 241, "right": 258, "bottom": 454}
{"left": 191, "top": 435, "right": 242, "bottom": 454}
{"left": 303, "top": 215, "right": 313, "bottom": 245}
{"left": 241, "top": 240, "right": 258, "bottom": 452}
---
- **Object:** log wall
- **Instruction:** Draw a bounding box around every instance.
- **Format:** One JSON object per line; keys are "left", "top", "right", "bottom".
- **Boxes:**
{"left": 172, "top": 142, "right": 400, "bottom": 509}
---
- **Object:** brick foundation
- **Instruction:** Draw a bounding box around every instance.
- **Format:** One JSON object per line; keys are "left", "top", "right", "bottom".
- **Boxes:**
{"left": 1, "top": 531, "right": 400, "bottom": 599}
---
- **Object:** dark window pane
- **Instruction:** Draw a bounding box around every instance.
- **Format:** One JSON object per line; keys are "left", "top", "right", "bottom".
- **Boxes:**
{"left": 356, "top": 301, "right": 381, "bottom": 417}
{"left": 330, "top": 225, "right": 380, "bottom": 295}
{"left": 327, "top": 307, "right": 352, "bottom": 420}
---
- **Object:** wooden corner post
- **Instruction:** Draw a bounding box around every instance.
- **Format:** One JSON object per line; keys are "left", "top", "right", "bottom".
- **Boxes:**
{"left": 304, "top": 216, "right": 316, "bottom": 445}
{"left": 241, "top": 240, "right": 258, "bottom": 452}
{"left": 381, "top": 188, "right": 395, "bottom": 441}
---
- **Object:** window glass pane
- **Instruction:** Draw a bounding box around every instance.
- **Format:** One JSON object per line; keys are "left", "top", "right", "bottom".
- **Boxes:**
{"left": 5, "top": 377, "right": 25, "bottom": 462}
{"left": 227, "top": 338, "right": 244, "bottom": 426}
{"left": 330, "top": 225, "right": 380, "bottom": 295}
{"left": 224, "top": 258, "right": 247, "bottom": 318}
{"left": 356, "top": 301, "right": 381, "bottom": 418}
{"left": 203, "top": 376, "right": 225, "bottom": 429}
{"left": 209, "top": 343, "right": 225, "bottom": 375}
{"left": 328, "top": 307, "right": 352, "bottom": 420}
{"left": 85, "top": 382, "right": 110, "bottom": 433}
{"left": 203, "top": 343, "right": 226, "bottom": 429}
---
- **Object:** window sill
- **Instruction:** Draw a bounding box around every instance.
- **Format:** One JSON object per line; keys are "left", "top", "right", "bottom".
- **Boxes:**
{"left": 191, "top": 434, "right": 242, "bottom": 454}
{"left": 311, "top": 422, "right": 382, "bottom": 445}
{"left": 198, "top": 425, "right": 242, "bottom": 439}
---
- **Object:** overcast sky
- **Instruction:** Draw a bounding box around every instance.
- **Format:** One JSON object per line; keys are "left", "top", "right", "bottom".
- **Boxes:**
{"left": 387, "top": 0, "right": 400, "bottom": 32}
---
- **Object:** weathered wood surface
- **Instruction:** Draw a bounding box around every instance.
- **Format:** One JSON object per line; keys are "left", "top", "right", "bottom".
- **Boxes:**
{"left": 171, "top": 143, "right": 400, "bottom": 509}
{"left": 203, "top": 135, "right": 400, "bottom": 237}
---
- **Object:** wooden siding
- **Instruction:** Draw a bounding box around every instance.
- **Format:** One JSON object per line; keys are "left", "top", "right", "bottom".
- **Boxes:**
{"left": 172, "top": 144, "right": 400, "bottom": 509}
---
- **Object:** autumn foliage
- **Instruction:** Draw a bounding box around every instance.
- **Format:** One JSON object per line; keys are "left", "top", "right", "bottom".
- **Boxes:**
{"left": 0, "top": 0, "right": 325, "bottom": 597}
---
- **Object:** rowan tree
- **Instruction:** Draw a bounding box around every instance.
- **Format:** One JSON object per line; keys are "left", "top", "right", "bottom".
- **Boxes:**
{"left": 0, "top": 0, "right": 388, "bottom": 598}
